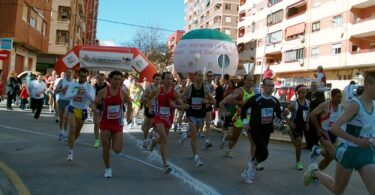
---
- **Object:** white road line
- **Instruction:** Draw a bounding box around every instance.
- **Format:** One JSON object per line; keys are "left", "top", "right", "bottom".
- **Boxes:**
{"left": 0, "top": 125, "right": 221, "bottom": 195}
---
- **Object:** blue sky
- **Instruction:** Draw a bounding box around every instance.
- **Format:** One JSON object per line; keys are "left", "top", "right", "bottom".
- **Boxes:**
{"left": 97, "top": 0, "right": 185, "bottom": 46}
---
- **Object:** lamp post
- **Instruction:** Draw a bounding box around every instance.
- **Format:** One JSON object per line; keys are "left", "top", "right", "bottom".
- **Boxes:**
{"left": 194, "top": 52, "right": 200, "bottom": 73}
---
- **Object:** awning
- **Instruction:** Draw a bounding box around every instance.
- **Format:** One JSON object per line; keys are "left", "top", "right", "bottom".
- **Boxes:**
{"left": 285, "top": 23, "right": 305, "bottom": 37}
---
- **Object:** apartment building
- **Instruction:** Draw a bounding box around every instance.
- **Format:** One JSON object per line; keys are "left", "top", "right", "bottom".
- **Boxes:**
{"left": 0, "top": 0, "right": 52, "bottom": 87}
{"left": 184, "top": 0, "right": 240, "bottom": 42}
{"left": 238, "top": 0, "right": 375, "bottom": 88}
{"left": 37, "top": 0, "right": 98, "bottom": 74}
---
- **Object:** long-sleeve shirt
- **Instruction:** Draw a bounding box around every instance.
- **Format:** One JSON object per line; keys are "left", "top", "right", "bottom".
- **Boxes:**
{"left": 241, "top": 94, "right": 282, "bottom": 133}
{"left": 65, "top": 82, "right": 95, "bottom": 109}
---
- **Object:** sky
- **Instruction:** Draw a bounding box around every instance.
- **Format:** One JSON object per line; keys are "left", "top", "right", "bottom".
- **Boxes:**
{"left": 97, "top": 0, "right": 185, "bottom": 46}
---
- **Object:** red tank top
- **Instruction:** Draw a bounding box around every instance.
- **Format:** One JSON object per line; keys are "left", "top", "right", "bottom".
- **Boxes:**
{"left": 155, "top": 86, "right": 175, "bottom": 120}
{"left": 100, "top": 86, "right": 124, "bottom": 131}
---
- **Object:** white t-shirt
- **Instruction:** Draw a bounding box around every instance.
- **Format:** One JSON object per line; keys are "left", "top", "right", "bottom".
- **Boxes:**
{"left": 315, "top": 72, "right": 325, "bottom": 83}
{"left": 65, "top": 82, "right": 95, "bottom": 109}
{"left": 29, "top": 80, "right": 47, "bottom": 99}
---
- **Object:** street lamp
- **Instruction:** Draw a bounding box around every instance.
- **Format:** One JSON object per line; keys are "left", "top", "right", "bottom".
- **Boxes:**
{"left": 194, "top": 52, "right": 200, "bottom": 73}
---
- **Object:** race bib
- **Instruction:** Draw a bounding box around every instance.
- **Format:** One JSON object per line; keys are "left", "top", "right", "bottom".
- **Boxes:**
{"left": 191, "top": 97, "right": 202, "bottom": 110}
{"left": 107, "top": 105, "right": 120, "bottom": 119}
{"left": 261, "top": 108, "right": 273, "bottom": 124}
{"left": 74, "top": 96, "right": 83, "bottom": 102}
{"left": 159, "top": 107, "right": 170, "bottom": 118}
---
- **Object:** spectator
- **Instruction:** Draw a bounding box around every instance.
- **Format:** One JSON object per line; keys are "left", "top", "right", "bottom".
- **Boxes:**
{"left": 343, "top": 80, "right": 358, "bottom": 104}
{"left": 6, "top": 71, "right": 18, "bottom": 110}
{"left": 314, "top": 66, "right": 326, "bottom": 88}
{"left": 305, "top": 81, "right": 325, "bottom": 150}
{"left": 19, "top": 83, "right": 29, "bottom": 110}
{"left": 263, "top": 65, "right": 274, "bottom": 79}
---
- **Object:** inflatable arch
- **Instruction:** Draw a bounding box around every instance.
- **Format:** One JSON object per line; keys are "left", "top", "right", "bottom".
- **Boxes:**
{"left": 55, "top": 45, "right": 157, "bottom": 82}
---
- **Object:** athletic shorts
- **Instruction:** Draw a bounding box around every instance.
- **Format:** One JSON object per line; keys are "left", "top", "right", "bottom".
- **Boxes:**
{"left": 291, "top": 123, "right": 306, "bottom": 139}
{"left": 206, "top": 105, "right": 213, "bottom": 112}
{"left": 144, "top": 107, "right": 154, "bottom": 118}
{"left": 153, "top": 116, "right": 173, "bottom": 129}
{"left": 187, "top": 116, "right": 204, "bottom": 128}
{"left": 68, "top": 106, "right": 88, "bottom": 121}
{"left": 320, "top": 130, "right": 337, "bottom": 143}
{"left": 336, "top": 143, "right": 375, "bottom": 170}
{"left": 57, "top": 99, "right": 70, "bottom": 111}
{"left": 223, "top": 114, "right": 234, "bottom": 128}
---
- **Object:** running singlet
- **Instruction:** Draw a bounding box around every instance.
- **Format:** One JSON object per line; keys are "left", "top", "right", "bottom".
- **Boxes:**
{"left": 233, "top": 87, "right": 254, "bottom": 127}
{"left": 320, "top": 101, "right": 343, "bottom": 131}
{"left": 153, "top": 86, "right": 175, "bottom": 127}
{"left": 186, "top": 84, "right": 206, "bottom": 118}
{"left": 59, "top": 79, "right": 75, "bottom": 100}
{"left": 100, "top": 86, "right": 124, "bottom": 132}
{"left": 95, "top": 83, "right": 107, "bottom": 96}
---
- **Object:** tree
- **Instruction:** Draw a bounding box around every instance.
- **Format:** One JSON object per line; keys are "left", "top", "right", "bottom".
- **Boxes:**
{"left": 123, "top": 25, "right": 171, "bottom": 73}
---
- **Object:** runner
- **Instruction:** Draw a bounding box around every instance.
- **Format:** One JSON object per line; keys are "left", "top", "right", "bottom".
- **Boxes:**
{"left": 140, "top": 73, "right": 161, "bottom": 149}
{"left": 54, "top": 70, "right": 74, "bottom": 141}
{"left": 240, "top": 78, "right": 283, "bottom": 184}
{"left": 219, "top": 74, "right": 256, "bottom": 159}
{"left": 92, "top": 73, "right": 107, "bottom": 147}
{"left": 53, "top": 71, "right": 65, "bottom": 123}
{"left": 28, "top": 74, "right": 47, "bottom": 119}
{"left": 309, "top": 89, "right": 343, "bottom": 170}
{"left": 65, "top": 68, "right": 95, "bottom": 161}
{"left": 285, "top": 85, "right": 310, "bottom": 170}
{"left": 92, "top": 70, "right": 132, "bottom": 178}
{"left": 172, "top": 77, "right": 188, "bottom": 133}
{"left": 129, "top": 77, "right": 143, "bottom": 128}
{"left": 147, "top": 71, "right": 187, "bottom": 174}
{"left": 304, "top": 72, "right": 375, "bottom": 194}
{"left": 202, "top": 71, "right": 215, "bottom": 148}
{"left": 181, "top": 71, "right": 215, "bottom": 167}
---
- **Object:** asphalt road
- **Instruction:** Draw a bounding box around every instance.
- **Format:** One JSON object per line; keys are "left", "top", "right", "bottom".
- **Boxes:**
{"left": 0, "top": 105, "right": 369, "bottom": 195}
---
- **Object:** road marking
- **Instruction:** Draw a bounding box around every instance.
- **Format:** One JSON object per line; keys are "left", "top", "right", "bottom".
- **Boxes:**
{"left": 0, "top": 161, "right": 31, "bottom": 195}
{"left": 0, "top": 125, "right": 221, "bottom": 195}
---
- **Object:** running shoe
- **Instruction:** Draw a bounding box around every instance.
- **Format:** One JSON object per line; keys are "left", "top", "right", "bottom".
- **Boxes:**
{"left": 198, "top": 133, "right": 205, "bottom": 139}
{"left": 205, "top": 142, "right": 213, "bottom": 149}
{"left": 178, "top": 131, "right": 187, "bottom": 145}
{"left": 148, "top": 137, "right": 157, "bottom": 152}
{"left": 94, "top": 139, "right": 100, "bottom": 148}
{"left": 224, "top": 150, "right": 234, "bottom": 158}
{"left": 194, "top": 157, "right": 203, "bottom": 167}
{"left": 309, "top": 145, "right": 320, "bottom": 163}
{"left": 303, "top": 163, "right": 318, "bottom": 186}
{"left": 240, "top": 170, "right": 253, "bottom": 184}
{"left": 142, "top": 139, "right": 149, "bottom": 150}
{"left": 255, "top": 163, "right": 264, "bottom": 171}
{"left": 296, "top": 161, "right": 304, "bottom": 170}
{"left": 104, "top": 168, "right": 112, "bottom": 178}
{"left": 67, "top": 151, "right": 73, "bottom": 161}
{"left": 164, "top": 165, "right": 172, "bottom": 174}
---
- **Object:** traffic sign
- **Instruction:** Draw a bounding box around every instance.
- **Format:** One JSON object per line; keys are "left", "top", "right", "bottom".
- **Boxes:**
{"left": 0, "top": 50, "right": 10, "bottom": 60}
{"left": 0, "top": 38, "right": 13, "bottom": 50}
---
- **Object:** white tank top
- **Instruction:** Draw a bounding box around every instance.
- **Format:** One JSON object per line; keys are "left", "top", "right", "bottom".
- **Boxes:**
{"left": 320, "top": 101, "right": 343, "bottom": 131}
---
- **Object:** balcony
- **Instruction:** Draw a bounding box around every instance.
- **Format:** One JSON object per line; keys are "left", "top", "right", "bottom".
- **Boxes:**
{"left": 349, "top": 17, "right": 375, "bottom": 37}
{"left": 265, "top": 52, "right": 282, "bottom": 66}
{"left": 238, "top": 27, "right": 245, "bottom": 38}
{"left": 239, "top": 11, "right": 246, "bottom": 22}
{"left": 350, "top": 0, "right": 375, "bottom": 8}
{"left": 348, "top": 49, "right": 375, "bottom": 67}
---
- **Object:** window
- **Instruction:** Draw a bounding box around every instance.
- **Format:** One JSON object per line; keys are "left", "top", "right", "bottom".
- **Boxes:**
{"left": 58, "top": 6, "right": 70, "bottom": 22}
{"left": 224, "top": 29, "right": 231, "bottom": 35}
{"left": 268, "top": 0, "right": 282, "bottom": 6}
{"left": 311, "top": 47, "right": 319, "bottom": 57}
{"left": 56, "top": 30, "right": 69, "bottom": 45}
{"left": 267, "top": 10, "right": 283, "bottom": 26}
{"left": 225, "top": 16, "right": 231, "bottom": 23}
{"left": 332, "top": 15, "right": 342, "bottom": 27}
{"left": 22, "top": 3, "right": 28, "bottom": 22}
{"left": 370, "top": 43, "right": 375, "bottom": 49}
{"left": 251, "top": 22, "right": 255, "bottom": 33}
{"left": 267, "top": 30, "right": 282, "bottom": 43}
{"left": 285, "top": 23, "right": 305, "bottom": 41}
{"left": 312, "top": 21, "right": 320, "bottom": 32}
{"left": 30, "top": 10, "right": 38, "bottom": 28}
{"left": 332, "top": 43, "right": 341, "bottom": 55}
{"left": 284, "top": 48, "right": 304, "bottom": 62}
{"left": 225, "top": 4, "right": 232, "bottom": 10}
{"left": 36, "top": 16, "right": 43, "bottom": 32}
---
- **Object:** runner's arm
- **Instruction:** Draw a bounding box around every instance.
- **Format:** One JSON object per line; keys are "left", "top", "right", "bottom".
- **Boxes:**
{"left": 310, "top": 102, "right": 327, "bottom": 133}
{"left": 240, "top": 96, "right": 255, "bottom": 125}
{"left": 64, "top": 84, "right": 78, "bottom": 100}
{"left": 172, "top": 90, "right": 188, "bottom": 110}
{"left": 203, "top": 85, "right": 215, "bottom": 105}
{"left": 122, "top": 89, "right": 133, "bottom": 124}
{"left": 219, "top": 88, "right": 241, "bottom": 110}
{"left": 85, "top": 85, "right": 95, "bottom": 102}
{"left": 91, "top": 89, "right": 104, "bottom": 112}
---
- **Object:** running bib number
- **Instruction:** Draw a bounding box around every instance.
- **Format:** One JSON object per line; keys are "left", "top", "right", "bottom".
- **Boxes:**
{"left": 107, "top": 105, "right": 120, "bottom": 119}
{"left": 159, "top": 107, "right": 170, "bottom": 118}
{"left": 191, "top": 97, "right": 203, "bottom": 110}
{"left": 261, "top": 108, "right": 273, "bottom": 124}
{"left": 74, "top": 96, "right": 83, "bottom": 102}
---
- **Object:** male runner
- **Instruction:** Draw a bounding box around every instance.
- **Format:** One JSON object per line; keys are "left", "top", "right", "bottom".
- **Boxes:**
{"left": 93, "top": 73, "right": 107, "bottom": 147}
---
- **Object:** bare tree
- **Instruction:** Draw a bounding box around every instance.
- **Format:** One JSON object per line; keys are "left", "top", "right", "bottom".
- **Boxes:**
{"left": 123, "top": 24, "right": 171, "bottom": 72}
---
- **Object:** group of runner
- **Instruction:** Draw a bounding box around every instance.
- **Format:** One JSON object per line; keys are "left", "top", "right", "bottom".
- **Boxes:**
{"left": 28, "top": 67, "right": 374, "bottom": 194}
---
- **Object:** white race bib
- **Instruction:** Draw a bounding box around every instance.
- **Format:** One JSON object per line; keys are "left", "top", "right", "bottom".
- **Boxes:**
{"left": 261, "top": 108, "right": 273, "bottom": 124}
{"left": 191, "top": 97, "right": 202, "bottom": 110}
{"left": 159, "top": 107, "right": 170, "bottom": 118}
{"left": 107, "top": 105, "right": 120, "bottom": 119}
